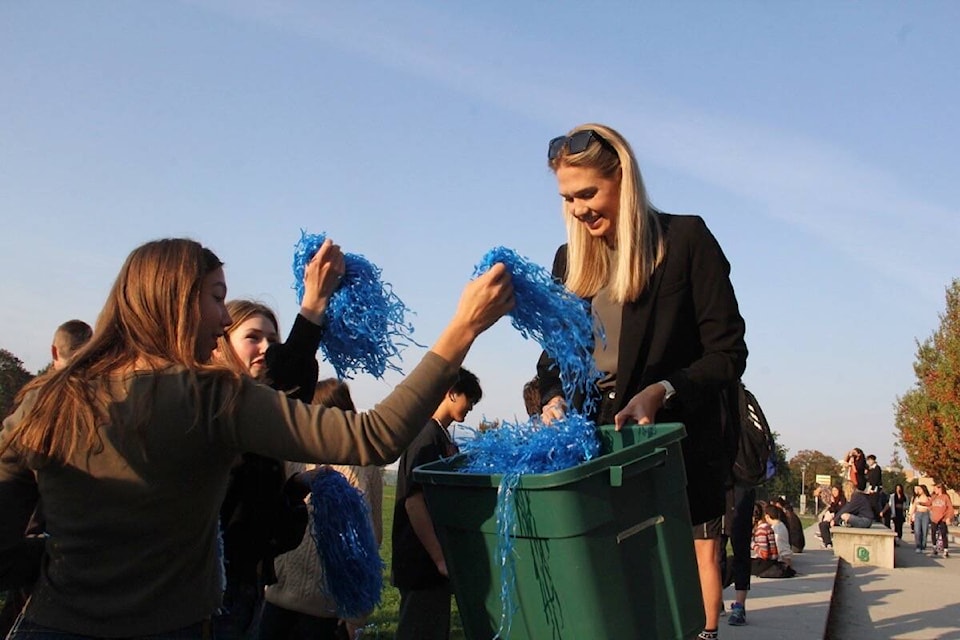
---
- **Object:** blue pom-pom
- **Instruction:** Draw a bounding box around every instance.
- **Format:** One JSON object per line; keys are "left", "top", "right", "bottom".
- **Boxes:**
{"left": 309, "top": 468, "right": 384, "bottom": 618}
{"left": 293, "top": 230, "right": 421, "bottom": 379}
{"left": 474, "top": 247, "right": 600, "bottom": 416}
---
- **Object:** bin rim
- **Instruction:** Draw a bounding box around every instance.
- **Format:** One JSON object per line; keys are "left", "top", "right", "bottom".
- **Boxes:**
{"left": 413, "top": 422, "right": 686, "bottom": 489}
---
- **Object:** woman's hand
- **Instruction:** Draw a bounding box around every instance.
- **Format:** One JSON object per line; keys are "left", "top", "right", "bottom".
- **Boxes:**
{"left": 430, "top": 264, "right": 514, "bottom": 366}
{"left": 452, "top": 264, "right": 515, "bottom": 337}
{"left": 300, "top": 238, "right": 345, "bottom": 325}
{"left": 613, "top": 383, "right": 667, "bottom": 431}
{"left": 541, "top": 395, "right": 566, "bottom": 425}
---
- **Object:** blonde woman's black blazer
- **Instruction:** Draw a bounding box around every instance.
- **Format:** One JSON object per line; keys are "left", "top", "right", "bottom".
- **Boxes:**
{"left": 537, "top": 212, "right": 747, "bottom": 483}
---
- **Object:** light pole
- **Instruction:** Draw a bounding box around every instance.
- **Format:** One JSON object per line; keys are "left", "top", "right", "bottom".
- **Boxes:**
{"left": 800, "top": 465, "right": 808, "bottom": 514}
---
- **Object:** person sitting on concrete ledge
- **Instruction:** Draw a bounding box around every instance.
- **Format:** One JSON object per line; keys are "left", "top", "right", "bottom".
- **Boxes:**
{"left": 819, "top": 489, "right": 875, "bottom": 548}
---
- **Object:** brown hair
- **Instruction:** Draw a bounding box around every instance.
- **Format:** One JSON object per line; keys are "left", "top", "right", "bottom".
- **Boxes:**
{"left": 214, "top": 300, "right": 280, "bottom": 381}
{"left": 548, "top": 123, "right": 664, "bottom": 303}
{"left": 522, "top": 376, "right": 540, "bottom": 417}
{"left": 53, "top": 319, "right": 93, "bottom": 360}
{"left": 4, "top": 239, "right": 240, "bottom": 465}
{"left": 312, "top": 378, "right": 356, "bottom": 412}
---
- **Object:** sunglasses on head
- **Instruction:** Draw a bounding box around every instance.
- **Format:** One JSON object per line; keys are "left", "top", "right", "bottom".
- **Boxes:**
{"left": 547, "top": 129, "right": 613, "bottom": 160}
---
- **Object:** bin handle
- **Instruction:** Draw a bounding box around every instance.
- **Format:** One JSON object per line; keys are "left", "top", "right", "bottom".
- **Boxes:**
{"left": 609, "top": 447, "right": 667, "bottom": 487}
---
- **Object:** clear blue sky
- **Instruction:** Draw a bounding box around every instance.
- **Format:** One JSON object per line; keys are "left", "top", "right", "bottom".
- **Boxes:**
{"left": 2, "top": 1, "right": 957, "bottom": 472}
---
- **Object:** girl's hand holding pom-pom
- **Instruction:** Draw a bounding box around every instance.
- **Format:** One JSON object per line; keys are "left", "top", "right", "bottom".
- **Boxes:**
{"left": 454, "top": 263, "right": 515, "bottom": 338}
{"left": 300, "top": 238, "right": 345, "bottom": 324}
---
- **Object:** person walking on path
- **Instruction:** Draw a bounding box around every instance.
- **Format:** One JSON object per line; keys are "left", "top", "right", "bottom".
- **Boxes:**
{"left": 930, "top": 483, "right": 955, "bottom": 558}
{"left": 891, "top": 484, "right": 907, "bottom": 543}
{"left": 908, "top": 484, "right": 933, "bottom": 554}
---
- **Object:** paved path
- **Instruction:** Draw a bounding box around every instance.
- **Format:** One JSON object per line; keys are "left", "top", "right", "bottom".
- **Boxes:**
{"left": 721, "top": 524, "right": 837, "bottom": 639}
{"left": 825, "top": 531, "right": 960, "bottom": 639}
{"left": 715, "top": 524, "right": 960, "bottom": 640}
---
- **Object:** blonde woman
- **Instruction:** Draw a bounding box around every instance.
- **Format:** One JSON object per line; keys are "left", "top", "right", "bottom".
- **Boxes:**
{"left": 537, "top": 124, "right": 747, "bottom": 640}
{"left": 0, "top": 237, "right": 512, "bottom": 638}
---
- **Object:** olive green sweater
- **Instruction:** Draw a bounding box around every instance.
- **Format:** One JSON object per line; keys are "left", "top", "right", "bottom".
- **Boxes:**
{"left": 0, "top": 352, "right": 455, "bottom": 637}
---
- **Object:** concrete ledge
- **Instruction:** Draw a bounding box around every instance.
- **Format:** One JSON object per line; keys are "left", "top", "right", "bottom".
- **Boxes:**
{"left": 831, "top": 525, "right": 896, "bottom": 569}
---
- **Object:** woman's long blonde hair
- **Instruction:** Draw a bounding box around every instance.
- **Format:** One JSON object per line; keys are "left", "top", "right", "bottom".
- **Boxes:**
{"left": 549, "top": 123, "right": 664, "bottom": 303}
{"left": 215, "top": 300, "right": 280, "bottom": 382}
{"left": 3, "top": 238, "right": 241, "bottom": 465}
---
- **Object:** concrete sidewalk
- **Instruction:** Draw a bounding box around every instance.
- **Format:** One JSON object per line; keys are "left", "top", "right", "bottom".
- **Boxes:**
{"left": 715, "top": 523, "right": 960, "bottom": 639}
{"left": 825, "top": 533, "right": 960, "bottom": 639}
{"left": 721, "top": 524, "right": 837, "bottom": 639}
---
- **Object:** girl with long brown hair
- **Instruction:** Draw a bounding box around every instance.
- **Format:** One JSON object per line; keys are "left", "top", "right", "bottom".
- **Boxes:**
{"left": 0, "top": 237, "right": 513, "bottom": 638}
{"left": 212, "top": 299, "right": 327, "bottom": 639}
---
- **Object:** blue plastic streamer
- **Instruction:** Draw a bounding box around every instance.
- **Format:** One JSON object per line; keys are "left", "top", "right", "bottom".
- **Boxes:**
{"left": 292, "top": 230, "right": 421, "bottom": 379}
{"left": 457, "top": 413, "right": 600, "bottom": 475}
{"left": 473, "top": 246, "right": 600, "bottom": 416}
{"left": 457, "top": 414, "right": 600, "bottom": 639}
{"left": 495, "top": 471, "right": 520, "bottom": 640}
{"left": 309, "top": 468, "right": 384, "bottom": 618}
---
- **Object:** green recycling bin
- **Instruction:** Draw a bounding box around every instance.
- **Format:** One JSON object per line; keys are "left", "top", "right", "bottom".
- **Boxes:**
{"left": 414, "top": 423, "right": 704, "bottom": 640}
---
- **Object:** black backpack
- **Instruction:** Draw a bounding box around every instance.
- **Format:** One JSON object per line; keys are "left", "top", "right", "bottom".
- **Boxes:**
{"left": 728, "top": 382, "right": 777, "bottom": 487}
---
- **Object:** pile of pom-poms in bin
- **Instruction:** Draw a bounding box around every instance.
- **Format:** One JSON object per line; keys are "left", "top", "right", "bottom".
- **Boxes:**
{"left": 456, "top": 412, "right": 600, "bottom": 476}
{"left": 455, "top": 413, "right": 601, "bottom": 640}
{"left": 292, "top": 230, "right": 420, "bottom": 379}
{"left": 309, "top": 468, "right": 383, "bottom": 618}
{"left": 451, "top": 247, "right": 605, "bottom": 639}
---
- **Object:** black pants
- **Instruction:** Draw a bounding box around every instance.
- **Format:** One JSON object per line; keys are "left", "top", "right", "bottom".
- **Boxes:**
{"left": 257, "top": 602, "right": 343, "bottom": 640}
{"left": 721, "top": 485, "right": 756, "bottom": 592}
{"left": 933, "top": 520, "right": 950, "bottom": 552}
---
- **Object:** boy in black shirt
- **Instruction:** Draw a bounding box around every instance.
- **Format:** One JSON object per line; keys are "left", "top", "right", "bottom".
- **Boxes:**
{"left": 392, "top": 368, "right": 482, "bottom": 640}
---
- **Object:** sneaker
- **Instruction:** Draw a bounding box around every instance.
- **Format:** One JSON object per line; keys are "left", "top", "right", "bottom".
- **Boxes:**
{"left": 719, "top": 602, "right": 726, "bottom": 617}
{"left": 728, "top": 602, "right": 747, "bottom": 626}
{"left": 915, "top": 548, "right": 922, "bottom": 554}
{"left": 698, "top": 632, "right": 719, "bottom": 640}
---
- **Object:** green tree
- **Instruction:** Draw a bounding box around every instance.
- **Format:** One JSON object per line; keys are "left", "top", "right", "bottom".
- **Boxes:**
{"left": 0, "top": 349, "right": 34, "bottom": 419}
{"left": 882, "top": 448, "right": 909, "bottom": 494}
{"left": 895, "top": 279, "right": 960, "bottom": 488}
{"left": 788, "top": 449, "right": 841, "bottom": 503}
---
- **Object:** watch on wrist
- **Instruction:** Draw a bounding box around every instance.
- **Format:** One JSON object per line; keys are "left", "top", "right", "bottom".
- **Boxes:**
{"left": 658, "top": 380, "right": 676, "bottom": 406}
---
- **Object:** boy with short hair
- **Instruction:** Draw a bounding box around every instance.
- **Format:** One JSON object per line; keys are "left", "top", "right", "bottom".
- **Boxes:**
{"left": 51, "top": 319, "right": 93, "bottom": 370}
{"left": 392, "top": 368, "right": 482, "bottom": 640}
